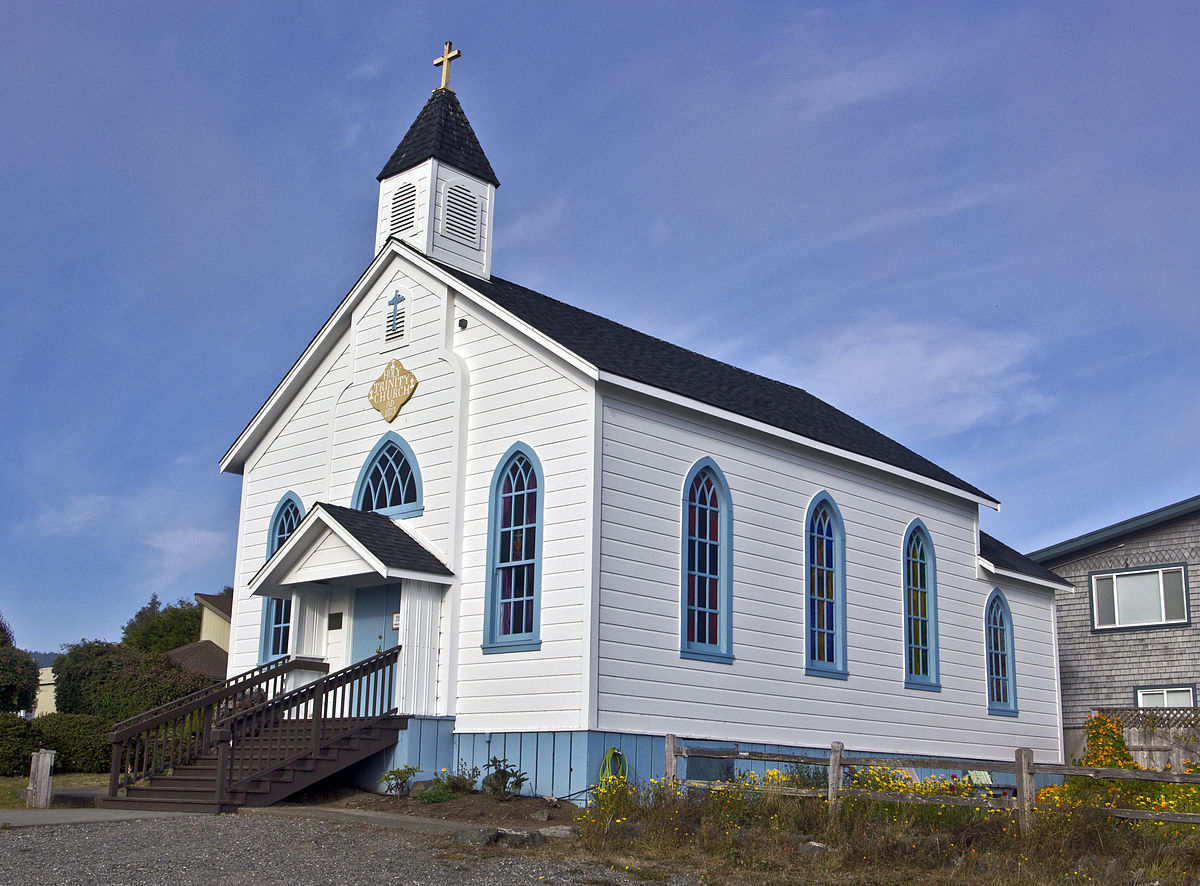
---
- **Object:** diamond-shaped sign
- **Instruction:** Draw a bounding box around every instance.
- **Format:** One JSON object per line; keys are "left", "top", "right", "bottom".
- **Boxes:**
{"left": 368, "top": 359, "right": 418, "bottom": 423}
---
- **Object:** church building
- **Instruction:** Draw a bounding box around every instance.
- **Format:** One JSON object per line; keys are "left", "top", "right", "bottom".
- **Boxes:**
{"left": 220, "top": 46, "right": 1067, "bottom": 798}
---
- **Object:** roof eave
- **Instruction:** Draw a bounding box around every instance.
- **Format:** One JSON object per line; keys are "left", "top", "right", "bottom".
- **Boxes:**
{"left": 979, "top": 557, "right": 1072, "bottom": 592}
{"left": 1029, "top": 493, "right": 1200, "bottom": 563}
{"left": 597, "top": 370, "right": 1000, "bottom": 510}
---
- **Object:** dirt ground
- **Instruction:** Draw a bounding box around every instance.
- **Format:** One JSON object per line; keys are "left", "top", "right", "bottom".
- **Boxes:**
{"left": 281, "top": 782, "right": 580, "bottom": 829}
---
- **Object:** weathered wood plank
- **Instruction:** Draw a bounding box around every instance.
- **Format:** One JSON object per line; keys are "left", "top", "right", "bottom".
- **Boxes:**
{"left": 1033, "top": 764, "right": 1200, "bottom": 786}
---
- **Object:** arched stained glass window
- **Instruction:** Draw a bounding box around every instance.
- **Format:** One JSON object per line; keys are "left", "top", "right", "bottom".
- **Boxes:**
{"left": 806, "top": 494, "right": 847, "bottom": 678}
{"left": 353, "top": 433, "right": 423, "bottom": 517}
{"left": 482, "top": 443, "right": 543, "bottom": 652}
{"left": 680, "top": 458, "right": 733, "bottom": 662}
{"left": 986, "top": 590, "right": 1018, "bottom": 715}
{"left": 903, "top": 522, "right": 940, "bottom": 690}
{"left": 261, "top": 492, "right": 304, "bottom": 663}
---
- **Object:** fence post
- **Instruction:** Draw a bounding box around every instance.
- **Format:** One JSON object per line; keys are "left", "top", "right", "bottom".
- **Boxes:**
{"left": 26, "top": 749, "right": 56, "bottom": 809}
{"left": 665, "top": 734, "right": 677, "bottom": 782}
{"left": 827, "top": 741, "right": 844, "bottom": 817}
{"left": 1015, "top": 746, "right": 1034, "bottom": 836}
{"left": 108, "top": 741, "right": 122, "bottom": 798}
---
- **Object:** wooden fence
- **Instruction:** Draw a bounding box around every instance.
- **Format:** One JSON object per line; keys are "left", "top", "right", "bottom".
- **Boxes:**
{"left": 664, "top": 735, "right": 1200, "bottom": 835}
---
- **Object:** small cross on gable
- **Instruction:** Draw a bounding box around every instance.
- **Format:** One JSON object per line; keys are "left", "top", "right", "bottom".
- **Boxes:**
{"left": 387, "top": 289, "right": 406, "bottom": 337}
{"left": 434, "top": 41, "right": 461, "bottom": 91}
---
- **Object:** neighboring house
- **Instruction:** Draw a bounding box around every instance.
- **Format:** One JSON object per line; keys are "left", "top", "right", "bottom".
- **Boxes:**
{"left": 218, "top": 60, "right": 1065, "bottom": 797}
{"left": 1030, "top": 494, "right": 1200, "bottom": 760}
{"left": 34, "top": 667, "right": 56, "bottom": 716}
{"left": 195, "top": 588, "right": 233, "bottom": 651}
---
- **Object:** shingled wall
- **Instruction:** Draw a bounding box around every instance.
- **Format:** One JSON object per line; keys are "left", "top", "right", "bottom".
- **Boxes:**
{"left": 1045, "top": 512, "right": 1200, "bottom": 760}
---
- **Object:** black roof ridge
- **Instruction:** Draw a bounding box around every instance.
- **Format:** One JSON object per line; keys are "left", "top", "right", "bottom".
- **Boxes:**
{"left": 423, "top": 252, "right": 994, "bottom": 504}
{"left": 378, "top": 88, "right": 499, "bottom": 187}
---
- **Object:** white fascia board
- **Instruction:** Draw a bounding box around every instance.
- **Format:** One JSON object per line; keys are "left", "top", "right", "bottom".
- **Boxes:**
{"left": 383, "top": 567, "right": 455, "bottom": 585}
{"left": 978, "top": 557, "right": 1071, "bottom": 593}
{"left": 598, "top": 371, "right": 1001, "bottom": 511}
{"left": 220, "top": 245, "right": 405, "bottom": 475}
{"left": 248, "top": 507, "right": 387, "bottom": 595}
{"left": 393, "top": 242, "right": 600, "bottom": 382}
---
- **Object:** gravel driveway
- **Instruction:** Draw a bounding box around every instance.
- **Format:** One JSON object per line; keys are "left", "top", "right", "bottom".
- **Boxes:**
{"left": 0, "top": 811, "right": 694, "bottom": 886}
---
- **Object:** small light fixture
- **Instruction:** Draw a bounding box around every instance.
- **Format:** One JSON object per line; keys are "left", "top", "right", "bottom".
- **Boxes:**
{"left": 458, "top": 318, "right": 468, "bottom": 329}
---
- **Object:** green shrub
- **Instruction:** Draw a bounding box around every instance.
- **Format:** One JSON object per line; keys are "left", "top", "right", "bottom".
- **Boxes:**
{"left": 420, "top": 781, "right": 456, "bottom": 804}
{"left": 31, "top": 713, "right": 110, "bottom": 773}
{"left": 54, "top": 641, "right": 213, "bottom": 723}
{"left": 0, "top": 713, "right": 38, "bottom": 777}
{"left": 482, "top": 756, "right": 529, "bottom": 799}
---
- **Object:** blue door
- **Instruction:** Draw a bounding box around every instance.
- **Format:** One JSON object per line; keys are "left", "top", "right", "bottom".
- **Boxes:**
{"left": 351, "top": 583, "right": 401, "bottom": 663}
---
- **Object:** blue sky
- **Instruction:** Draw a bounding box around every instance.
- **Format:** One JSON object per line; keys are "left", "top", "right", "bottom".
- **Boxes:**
{"left": 2, "top": 2, "right": 1197, "bottom": 652}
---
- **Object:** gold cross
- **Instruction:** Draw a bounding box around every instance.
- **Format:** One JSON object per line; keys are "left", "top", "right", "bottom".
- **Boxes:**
{"left": 434, "top": 41, "right": 461, "bottom": 91}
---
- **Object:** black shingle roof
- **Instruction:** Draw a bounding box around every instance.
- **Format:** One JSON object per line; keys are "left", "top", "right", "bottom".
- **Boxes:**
{"left": 430, "top": 257, "right": 994, "bottom": 503}
{"left": 378, "top": 88, "right": 499, "bottom": 187}
{"left": 317, "top": 502, "right": 453, "bottom": 576}
{"left": 980, "top": 532, "right": 1067, "bottom": 586}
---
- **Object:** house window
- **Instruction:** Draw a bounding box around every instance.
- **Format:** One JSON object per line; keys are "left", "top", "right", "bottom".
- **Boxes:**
{"left": 261, "top": 493, "right": 304, "bottom": 663}
{"left": 985, "top": 590, "right": 1018, "bottom": 716}
{"left": 903, "top": 521, "right": 939, "bottom": 690}
{"left": 1092, "top": 566, "right": 1188, "bottom": 630}
{"left": 482, "top": 443, "right": 543, "bottom": 653}
{"left": 268, "top": 492, "right": 304, "bottom": 557}
{"left": 352, "top": 432, "right": 423, "bottom": 518}
{"left": 681, "top": 458, "right": 734, "bottom": 663}
{"left": 1137, "top": 686, "right": 1194, "bottom": 708}
{"left": 805, "top": 493, "right": 847, "bottom": 678}
{"left": 264, "top": 596, "right": 292, "bottom": 660}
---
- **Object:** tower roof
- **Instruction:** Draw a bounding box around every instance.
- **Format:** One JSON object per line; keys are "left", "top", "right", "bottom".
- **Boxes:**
{"left": 377, "top": 88, "right": 500, "bottom": 187}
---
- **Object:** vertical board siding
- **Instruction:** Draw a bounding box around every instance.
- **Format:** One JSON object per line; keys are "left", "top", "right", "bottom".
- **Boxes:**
{"left": 595, "top": 394, "right": 1061, "bottom": 762}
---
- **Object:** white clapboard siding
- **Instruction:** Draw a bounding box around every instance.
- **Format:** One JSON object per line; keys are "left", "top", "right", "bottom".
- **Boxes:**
{"left": 227, "top": 340, "right": 353, "bottom": 675}
{"left": 448, "top": 299, "right": 594, "bottom": 734}
{"left": 397, "top": 580, "right": 441, "bottom": 716}
{"left": 594, "top": 394, "right": 1061, "bottom": 761}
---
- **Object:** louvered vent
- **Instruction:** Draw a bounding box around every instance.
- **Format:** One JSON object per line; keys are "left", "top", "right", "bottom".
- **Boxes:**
{"left": 390, "top": 183, "right": 417, "bottom": 236}
{"left": 444, "top": 184, "right": 479, "bottom": 245}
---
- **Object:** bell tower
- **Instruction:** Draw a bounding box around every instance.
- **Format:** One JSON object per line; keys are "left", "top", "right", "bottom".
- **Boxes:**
{"left": 375, "top": 42, "right": 499, "bottom": 279}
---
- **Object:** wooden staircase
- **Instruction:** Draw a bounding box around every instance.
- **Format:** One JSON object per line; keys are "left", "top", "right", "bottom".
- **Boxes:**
{"left": 101, "top": 648, "right": 405, "bottom": 813}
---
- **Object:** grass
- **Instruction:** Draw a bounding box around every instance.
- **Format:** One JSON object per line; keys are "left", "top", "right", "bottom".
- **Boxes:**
{"left": 570, "top": 770, "right": 1200, "bottom": 885}
{"left": 0, "top": 773, "right": 107, "bottom": 809}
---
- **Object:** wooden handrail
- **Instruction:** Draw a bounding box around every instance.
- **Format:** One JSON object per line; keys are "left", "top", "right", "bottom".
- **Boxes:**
{"left": 107, "top": 655, "right": 330, "bottom": 797}
{"left": 216, "top": 646, "right": 400, "bottom": 797}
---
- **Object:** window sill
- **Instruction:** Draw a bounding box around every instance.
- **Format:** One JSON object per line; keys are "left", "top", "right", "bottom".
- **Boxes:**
{"left": 904, "top": 678, "right": 941, "bottom": 692}
{"left": 373, "top": 503, "right": 424, "bottom": 519}
{"left": 481, "top": 638, "right": 541, "bottom": 654}
{"left": 680, "top": 648, "right": 734, "bottom": 665}
{"left": 805, "top": 664, "right": 849, "bottom": 680}
{"left": 1090, "top": 620, "right": 1190, "bottom": 634}
{"left": 988, "top": 706, "right": 1019, "bottom": 718}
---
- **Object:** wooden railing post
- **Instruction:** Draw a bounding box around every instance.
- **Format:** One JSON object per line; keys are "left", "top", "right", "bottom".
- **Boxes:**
{"left": 665, "top": 734, "right": 677, "bottom": 782}
{"left": 827, "top": 741, "right": 844, "bottom": 817}
{"left": 214, "top": 727, "right": 231, "bottom": 808}
{"left": 311, "top": 684, "right": 325, "bottom": 757}
{"left": 1015, "top": 746, "right": 1035, "bottom": 836}
{"left": 108, "top": 742, "right": 122, "bottom": 797}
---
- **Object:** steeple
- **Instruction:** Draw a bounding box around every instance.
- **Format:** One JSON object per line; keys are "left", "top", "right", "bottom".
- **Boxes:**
{"left": 375, "top": 42, "right": 498, "bottom": 278}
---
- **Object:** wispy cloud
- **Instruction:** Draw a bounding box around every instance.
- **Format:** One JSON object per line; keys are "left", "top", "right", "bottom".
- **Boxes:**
{"left": 349, "top": 58, "right": 386, "bottom": 81}
{"left": 497, "top": 195, "right": 568, "bottom": 246}
{"left": 758, "top": 316, "right": 1052, "bottom": 442}
{"left": 138, "top": 528, "right": 228, "bottom": 594}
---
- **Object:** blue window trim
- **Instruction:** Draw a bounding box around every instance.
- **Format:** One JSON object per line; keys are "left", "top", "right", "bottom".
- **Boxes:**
{"left": 482, "top": 441, "right": 544, "bottom": 653}
{"left": 351, "top": 431, "right": 424, "bottom": 518}
{"left": 679, "top": 457, "right": 734, "bottom": 664}
{"left": 902, "top": 519, "right": 940, "bottom": 691}
{"left": 260, "top": 492, "right": 304, "bottom": 664}
{"left": 804, "top": 492, "right": 848, "bottom": 679}
{"left": 985, "top": 589, "right": 1018, "bottom": 716}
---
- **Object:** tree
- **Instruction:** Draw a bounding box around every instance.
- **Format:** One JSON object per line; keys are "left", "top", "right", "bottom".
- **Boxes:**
{"left": 121, "top": 593, "right": 201, "bottom": 653}
{"left": 0, "top": 612, "right": 40, "bottom": 713}
{"left": 53, "top": 641, "right": 212, "bottom": 724}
